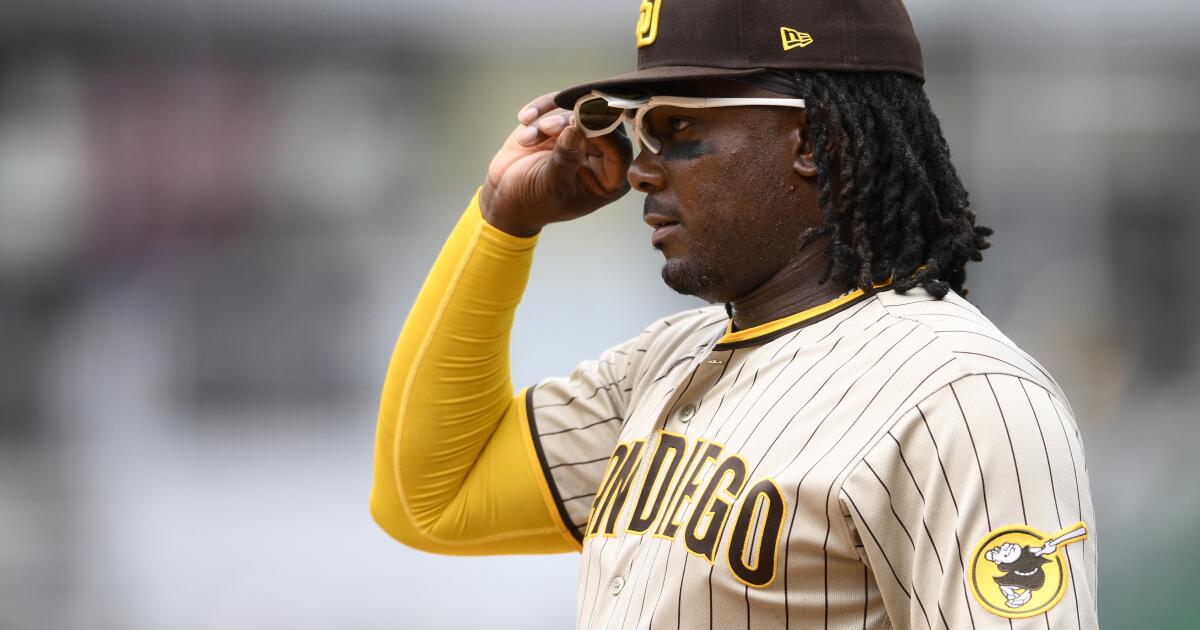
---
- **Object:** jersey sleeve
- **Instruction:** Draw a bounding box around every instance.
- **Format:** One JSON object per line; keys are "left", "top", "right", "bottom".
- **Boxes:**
{"left": 523, "top": 328, "right": 650, "bottom": 543}
{"left": 838, "top": 372, "right": 1098, "bottom": 629}
{"left": 369, "top": 187, "right": 579, "bottom": 555}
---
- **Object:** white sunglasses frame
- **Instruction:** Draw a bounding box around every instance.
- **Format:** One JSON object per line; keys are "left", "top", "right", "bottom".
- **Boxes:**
{"left": 572, "top": 90, "right": 806, "bottom": 154}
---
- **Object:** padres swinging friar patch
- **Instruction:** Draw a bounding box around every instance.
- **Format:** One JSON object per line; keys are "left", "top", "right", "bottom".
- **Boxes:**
{"left": 970, "top": 521, "right": 1089, "bottom": 619}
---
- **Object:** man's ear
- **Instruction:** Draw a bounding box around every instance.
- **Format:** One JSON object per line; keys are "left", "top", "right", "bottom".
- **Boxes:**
{"left": 791, "top": 111, "right": 818, "bottom": 178}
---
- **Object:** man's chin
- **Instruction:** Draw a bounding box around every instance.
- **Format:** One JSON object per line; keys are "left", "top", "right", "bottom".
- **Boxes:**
{"left": 661, "top": 260, "right": 722, "bottom": 302}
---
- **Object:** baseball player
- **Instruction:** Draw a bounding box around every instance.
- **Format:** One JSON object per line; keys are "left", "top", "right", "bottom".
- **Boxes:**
{"left": 370, "top": 1, "right": 1097, "bottom": 628}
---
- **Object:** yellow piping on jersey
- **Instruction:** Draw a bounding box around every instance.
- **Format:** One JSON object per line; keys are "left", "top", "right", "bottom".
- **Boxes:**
{"left": 717, "top": 276, "right": 896, "bottom": 345}
{"left": 716, "top": 265, "right": 932, "bottom": 346}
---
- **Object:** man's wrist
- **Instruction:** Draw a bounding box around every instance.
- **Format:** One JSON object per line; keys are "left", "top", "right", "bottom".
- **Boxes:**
{"left": 479, "top": 185, "right": 543, "bottom": 238}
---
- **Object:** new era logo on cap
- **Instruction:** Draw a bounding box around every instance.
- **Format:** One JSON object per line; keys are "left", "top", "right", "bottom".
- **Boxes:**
{"left": 780, "top": 27, "right": 814, "bottom": 51}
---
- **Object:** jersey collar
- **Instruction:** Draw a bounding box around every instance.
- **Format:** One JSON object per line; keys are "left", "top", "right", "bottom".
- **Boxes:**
{"left": 712, "top": 275, "right": 897, "bottom": 350}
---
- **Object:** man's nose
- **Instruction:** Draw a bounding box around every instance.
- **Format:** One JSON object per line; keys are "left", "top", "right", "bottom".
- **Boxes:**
{"left": 626, "top": 147, "right": 666, "bottom": 193}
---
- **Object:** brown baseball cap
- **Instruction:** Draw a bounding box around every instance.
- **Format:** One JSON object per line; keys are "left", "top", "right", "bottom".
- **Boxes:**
{"left": 553, "top": 0, "right": 925, "bottom": 110}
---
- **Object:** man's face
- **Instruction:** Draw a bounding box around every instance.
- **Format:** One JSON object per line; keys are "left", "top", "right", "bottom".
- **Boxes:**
{"left": 626, "top": 78, "right": 823, "bottom": 304}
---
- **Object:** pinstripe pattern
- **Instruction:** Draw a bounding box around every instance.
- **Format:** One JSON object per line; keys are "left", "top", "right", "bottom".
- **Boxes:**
{"left": 527, "top": 287, "right": 1096, "bottom": 629}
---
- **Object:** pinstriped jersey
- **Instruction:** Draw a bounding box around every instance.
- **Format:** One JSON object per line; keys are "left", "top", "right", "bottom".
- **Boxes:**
{"left": 524, "top": 284, "right": 1097, "bottom": 630}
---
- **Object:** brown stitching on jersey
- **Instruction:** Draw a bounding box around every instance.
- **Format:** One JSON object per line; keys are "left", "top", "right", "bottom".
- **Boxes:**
{"left": 877, "top": 296, "right": 1064, "bottom": 399}
{"left": 909, "top": 409, "right": 979, "bottom": 630}
{"left": 696, "top": 316, "right": 731, "bottom": 332}
{"left": 1022, "top": 379, "right": 1064, "bottom": 528}
{"left": 710, "top": 326, "right": 808, "bottom": 441}
{"left": 985, "top": 375, "right": 1028, "bottom": 523}
{"left": 733, "top": 310, "right": 896, "bottom": 466}
{"left": 704, "top": 359, "right": 744, "bottom": 424}
{"left": 626, "top": 540, "right": 666, "bottom": 629}
{"left": 733, "top": 310, "right": 890, "bottom": 458}
{"left": 580, "top": 538, "right": 605, "bottom": 628}
{"left": 766, "top": 321, "right": 918, "bottom": 627}
{"left": 650, "top": 401, "right": 708, "bottom": 630}
{"left": 548, "top": 455, "right": 611, "bottom": 470}
{"left": 915, "top": 411, "right": 959, "bottom": 514}
{"left": 745, "top": 579, "right": 752, "bottom": 628}
{"left": 692, "top": 351, "right": 733, "bottom": 430}
{"left": 884, "top": 433, "right": 945, "bottom": 570}
{"left": 810, "top": 346, "right": 947, "bottom": 629}
{"left": 652, "top": 355, "right": 696, "bottom": 383}
{"left": 707, "top": 565, "right": 715, "bottom": 630}
{"left": 676, "top": 551, "right": 688, "bottom": 630}
{"left": 718, "top": 334, "right": 813, "bottom": 447}
{"left": 1045, "top": 387, "right": 1083, "bottom": 629}
{"left": 948, "top": 351, "right": 1040, "bottom": 382}
{"left": 883, "top": 296, "right": 978, "bottom": 314}
{"left": 841, "top": 492, "right": 911, "bottom": 598}
{"left": 844, "top": 490, "right": 935, "bottom": 630}
{"left": 890, "top": 310, "right": 985, "bottom": 325}
{"left": 795, "top": 342, "right": 959, "bottom": 628}
{"left": 533, "top": 375, "right": 628, "bottom": 410}
{"left": 525, "top": 387, "right": 586, "bottom": 544}
{"left": 538, "top": 415, "right": 623, "bottom": 437}
{"left": 935, "top": 330, "right": 1058, "bottom": 392}
{"left": 757, "top": 321, "right": 915, "bottom": 481}
{"left": 862, "top": 460, "right": 916, "bottom": 548}
{"left": 711, "top": 368, "right": 759, "bottom": 442}
{"left": 645, "top": 531, "right": 677, "bottom": 628}
{"left": 1022, "top": 378, "right": 1068, "bottom": 630}
{"left": 862, "top": 564, "right": 869, "bottom": 630}
{"left": 949, "top": 383, "right": 992, "bottom": 531}
{"left": 863, "top": 458, "right": 953, "bottom": 629}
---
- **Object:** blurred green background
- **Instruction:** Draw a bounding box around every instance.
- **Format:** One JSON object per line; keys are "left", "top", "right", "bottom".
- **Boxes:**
{"left": 1, "top": 1, "right": 1197, "bottom": 628}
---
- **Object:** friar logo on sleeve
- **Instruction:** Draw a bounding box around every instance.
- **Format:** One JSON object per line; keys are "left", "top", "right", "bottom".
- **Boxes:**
{"left": 969, "top": 522, "right": 1089, "bottom": 619}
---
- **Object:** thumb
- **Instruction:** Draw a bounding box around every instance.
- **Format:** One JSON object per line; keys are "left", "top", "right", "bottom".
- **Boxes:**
{"left": 546, "top": 119, "right": 584, "bottom": 176}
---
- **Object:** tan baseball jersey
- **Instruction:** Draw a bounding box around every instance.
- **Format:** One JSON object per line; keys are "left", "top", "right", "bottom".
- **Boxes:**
{"left": 369, "top": 190, "right": 1097, "bottom": 629}
{"left": 526, "top": 283, "right": 1097, "bottom": 629}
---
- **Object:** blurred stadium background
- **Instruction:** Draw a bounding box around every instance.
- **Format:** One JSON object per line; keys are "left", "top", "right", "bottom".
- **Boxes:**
{"left": 1, "top": 1, "right": 1197, "bottom": 628}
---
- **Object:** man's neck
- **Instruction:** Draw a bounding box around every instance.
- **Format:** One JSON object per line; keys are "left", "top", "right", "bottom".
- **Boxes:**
{"left": 726, "top": 252, "right": 849, "bottom": 332}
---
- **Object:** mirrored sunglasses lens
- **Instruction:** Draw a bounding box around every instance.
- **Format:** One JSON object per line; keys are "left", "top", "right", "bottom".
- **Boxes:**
{"left": 577, "top": 97, "right": 624, "bottom": 132}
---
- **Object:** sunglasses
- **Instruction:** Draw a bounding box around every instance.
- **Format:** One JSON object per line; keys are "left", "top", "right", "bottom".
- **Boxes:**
{"left": 572, "top": 90, "right": 806, "bottom": 154}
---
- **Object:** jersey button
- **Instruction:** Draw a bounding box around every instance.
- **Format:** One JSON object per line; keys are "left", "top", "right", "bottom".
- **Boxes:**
{"left": 677, "top": 404, "right": 696, "bottom": 423}
{"left": 609, "top": 576, "right": 626, "bottom": 596}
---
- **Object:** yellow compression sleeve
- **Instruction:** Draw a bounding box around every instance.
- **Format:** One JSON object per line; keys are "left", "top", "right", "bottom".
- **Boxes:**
{"left": 370, "top": 187, "right": 580, "bottom": 555}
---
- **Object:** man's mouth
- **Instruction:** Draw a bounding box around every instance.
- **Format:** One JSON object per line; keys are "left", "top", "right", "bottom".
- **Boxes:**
{"left": 650, "top": 220, "right": 681, "bottom": 247}
{"left": 643, "top": 197, "right": 682, "bottom": 249}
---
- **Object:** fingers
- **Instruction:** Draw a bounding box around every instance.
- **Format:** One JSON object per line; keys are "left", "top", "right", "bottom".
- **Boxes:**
{"left": 517, "top": 111, "right": 573, "bottom": 147}
{"left": 545, "top": 119, "right": 585, "bottom": 177}
{"left": 587, "top": 127, "right": 634, "bottom": 190}
{"left": 516, "top": 91, "right": 561, "bottom": 125}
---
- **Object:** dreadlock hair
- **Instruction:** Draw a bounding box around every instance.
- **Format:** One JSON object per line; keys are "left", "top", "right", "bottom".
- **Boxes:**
{"left": 757, "top": 70, "right": 993, "bottom": 299}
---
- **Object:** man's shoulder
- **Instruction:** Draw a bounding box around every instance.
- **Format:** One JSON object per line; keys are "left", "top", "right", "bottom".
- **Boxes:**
{"left": 640, "top": 303, "right": 729, "bottom": 348}
{"left": 870, "top": 288, "right": 1067, "bottom": 400}
{"left": 620, "top": 304, "right": 729, "bottom": 374}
